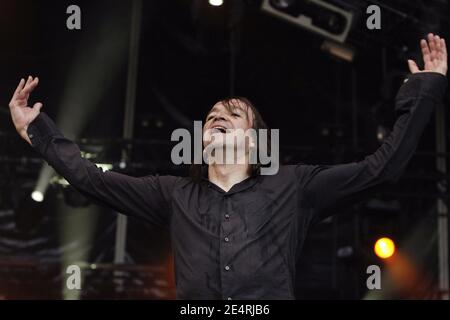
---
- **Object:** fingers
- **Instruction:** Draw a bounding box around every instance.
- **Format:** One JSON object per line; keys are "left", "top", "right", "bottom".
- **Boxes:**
{"left": 419, "top": 34, "right": 447, "bottom": 75}
{"left": 421, "top": 39, "right": 431, "bottom": 65}
{"left": 16, "top": 76, "right": 33, "bottom": 98}
{"left": 426, "top": 33, "right": 447, "bottom": 61}
{"left": 428, "top": 34, "right": 447, "bottom": 68}
{"left": 32, "top": 102, "right": 43, "bottom": 114}
{"left": 408, "top": 59, "right": 420, "bottom": 74}
{"left": 428, "top": 33, "right": 437, "bottom": 60}
{"left": 10, "top": 78, "right": 25, "bottom": 104}
{"left": 33, "top": 102, "right": 43, "bottom": 111}
{"left": 10, "top": 76, "right": 40, "bottom": 109}
{"left": 9, "top": 78, "right": 25, "bottom": 108}
{"left": 24, "top": 75, "right": 33, "bottom": 88}
{"left": 13, "top": 78, "right": 25, "bottom": 96}
{"left": 441, "top": 38, "right": 447, "bottom": 59}
{"left": 20, "top": 76, "right": 39, "bottom": 96}
{"left": 436, "top": 35, "right": 442, "bottom": 58}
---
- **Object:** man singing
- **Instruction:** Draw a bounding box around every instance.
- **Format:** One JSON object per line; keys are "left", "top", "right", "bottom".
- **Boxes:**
{"left": 8, "top": 34, "right": 448, "bottom": 299}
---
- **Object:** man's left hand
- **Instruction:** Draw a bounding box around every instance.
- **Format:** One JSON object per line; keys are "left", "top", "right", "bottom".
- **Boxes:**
{"left": 408, "top": 33, "right": 447, "bottom": 76}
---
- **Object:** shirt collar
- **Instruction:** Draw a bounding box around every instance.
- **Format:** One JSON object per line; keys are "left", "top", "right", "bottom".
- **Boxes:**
{"left": 202, "top": 174, "right": 259, "bottom": 195}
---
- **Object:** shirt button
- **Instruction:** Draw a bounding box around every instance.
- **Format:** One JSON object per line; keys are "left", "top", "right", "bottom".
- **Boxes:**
{"left": 28, "top": 133, "right": 34, "bottom": 139}
{"left": 227, "top": 297, "right": 232, "bottom": 300}
{"left": 225, "top": 214, "right": 230, "bottom": 219}
{"left": 224, "top": 265, "right": 230, "bottom": 271}
{"left": 224, "top": 237, "right": 229, "bottom": 242}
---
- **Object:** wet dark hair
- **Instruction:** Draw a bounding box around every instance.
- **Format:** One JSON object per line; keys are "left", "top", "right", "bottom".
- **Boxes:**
{"left": 190, "top": 96, "right": 270, "bottom": 182}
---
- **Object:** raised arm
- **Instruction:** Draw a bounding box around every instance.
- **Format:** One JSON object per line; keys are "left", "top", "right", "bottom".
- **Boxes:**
{"left": 298, "top": 34, "right": 448, "bottom": 224}
{"left": 9, "top": 77, "right": 178, "bottom": 228}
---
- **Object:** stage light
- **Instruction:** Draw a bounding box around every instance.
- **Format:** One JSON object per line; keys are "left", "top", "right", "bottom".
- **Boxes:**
{"left": 209, "top": 0, "right": 223, "bottom": 7}
{"left": 374, "top": 237, "right": 396, "bottom": 259}
{"left": 31, "top": 165, "right": 55, "bottom": 206}
{"left": 31, "top": 191, "right": 44, "bottom": 203}
{"left": 262, "top": 0, "right": 354, "bottom": 43}
{"left": 51, "top": 0, "right": 131, "bottom": 300}
{"left": 376, "top": 125, "right": 389, "bottom": 142}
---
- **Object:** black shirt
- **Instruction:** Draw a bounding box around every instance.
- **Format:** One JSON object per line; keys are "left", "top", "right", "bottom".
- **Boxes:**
{"left": 27, "top": 72, "right": 447, "bottom": 299}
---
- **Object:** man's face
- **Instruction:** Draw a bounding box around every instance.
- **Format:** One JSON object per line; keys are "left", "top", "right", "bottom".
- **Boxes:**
{"left": 203, "top": 100, "right": 254, "bottom": 151}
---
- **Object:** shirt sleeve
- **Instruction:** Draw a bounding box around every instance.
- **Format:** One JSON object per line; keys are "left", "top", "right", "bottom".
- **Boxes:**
{"left": 297, "top": 72, "right": 448, "bottom": 225}
{"left": 27, "top": 112, "right": 179, "bottom": 228}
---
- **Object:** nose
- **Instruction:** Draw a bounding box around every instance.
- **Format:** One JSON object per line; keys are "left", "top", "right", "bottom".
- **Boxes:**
{"left": 212, "top": 114, "right": 226, "bottom": 122}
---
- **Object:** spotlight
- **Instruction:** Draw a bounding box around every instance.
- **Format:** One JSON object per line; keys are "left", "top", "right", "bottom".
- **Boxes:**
{"left": 31, "top": 191, "right": 44, "bottom": 203}
{"left": 374, "top": 237, "right": 396, "bottom": 259}
{"left": 376, "top": 125, "right": 389, "bottom": 142}
{"left": 209, "top": 0, "right": 223, "bottom": 6}
{"left": 32, "top": 165, "right": 54, "bottom": 204}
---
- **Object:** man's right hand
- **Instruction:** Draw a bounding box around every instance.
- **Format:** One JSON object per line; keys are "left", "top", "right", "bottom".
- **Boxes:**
{"left": 8, "top": 76, "right": 43, "bottom": 145}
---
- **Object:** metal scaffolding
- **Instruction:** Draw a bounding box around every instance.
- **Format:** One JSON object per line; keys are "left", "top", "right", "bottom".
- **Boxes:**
{"left": 114, "top": 0, "right": 143, "bottom": 265}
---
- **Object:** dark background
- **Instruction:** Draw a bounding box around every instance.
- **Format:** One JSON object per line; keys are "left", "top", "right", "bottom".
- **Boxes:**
{"left": 0, "top": 0, "right": 449, "bottom": 299}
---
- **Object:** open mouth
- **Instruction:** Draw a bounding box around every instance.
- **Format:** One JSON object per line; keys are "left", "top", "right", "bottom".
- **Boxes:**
{"left": 211, "top": 126, "right": 227, "bottom": 133}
